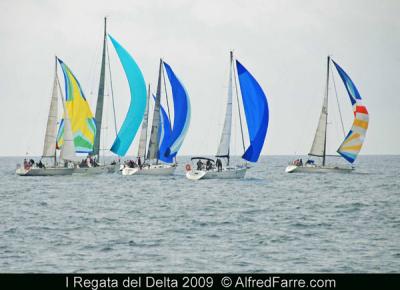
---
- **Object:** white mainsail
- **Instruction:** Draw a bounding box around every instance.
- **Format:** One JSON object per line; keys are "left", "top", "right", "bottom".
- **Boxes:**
{"left": 42, "top": 69, "right": 59, "bottom": 160}
{"left": 137, "top": 85, "right": 150, "bottom": 159}
{"left": 309, "top": 94, "right": 328, "bottom": 157}
{"left": 59, "top": 79, "right": 76, "bottom": 162}
{"left": 216, "top": 53, "right": 233, "bottom": 158}
{"left": 147, "top": 60, "right": 163, "bottom": 160}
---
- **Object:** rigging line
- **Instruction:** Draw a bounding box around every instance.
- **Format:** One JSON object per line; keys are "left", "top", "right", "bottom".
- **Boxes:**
{"left": 88, "top": 37, "right": 103, "bottom": 96}
{"left": 106, "top": 39, "right": 118, "bottom": 138}
{"left": 330, "top": 63, "right": 346, "bottom": 138}
{"left": 161, "top": 62, "right": 172, "bottom": 123}
{"left": 232, "top": 54, "right": 246, "bottom": 154}
{"left": 161, "top": 61, "right": 176, "bottom": 163}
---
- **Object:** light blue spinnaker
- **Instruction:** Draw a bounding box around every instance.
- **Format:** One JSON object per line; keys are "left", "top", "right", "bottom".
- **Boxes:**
{"left": 162, "top": 62, "right": 191, "bottom": 159}
{"left": 108, "top": 35, "right": 147, "bottom": 156}
{"left": 236, "top": 60, "right": 269, "bottom": 162}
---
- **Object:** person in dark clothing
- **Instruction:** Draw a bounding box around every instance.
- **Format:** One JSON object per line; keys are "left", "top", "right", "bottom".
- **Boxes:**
{"left": 138, "top": 156, "right": 142, "bottom": 169}
{"left": 38, "top": 160, "right": 44, "bottom": 168}
{"left": 196, "top": 160, "right": 203, "bottom": 170}
{"left": 216, "top": 158, "right": 222, "bottom": 172}
{"left": 206, "top": 160, "right": 212, "bottom": 170}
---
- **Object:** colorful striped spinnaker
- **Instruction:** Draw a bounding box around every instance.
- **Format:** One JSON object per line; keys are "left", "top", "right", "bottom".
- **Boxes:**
{"left": 333, "top": 60, "right": 369, "bottom": 163}
{"left": 56, "top": 58, "right": 96, "bottom": 153}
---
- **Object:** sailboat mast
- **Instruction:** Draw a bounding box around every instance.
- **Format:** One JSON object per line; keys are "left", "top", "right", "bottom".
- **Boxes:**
{"left": 53, "top": 56, "right": 58, "bottom": 167}
{"left": 93, "top": 17, "right": 107, "bottom": 163}
{"left": 322, "top": 55, "right": 330, "bottom": 166}
{"left": 232, "top": 51, "right": 246, "bottom": 154}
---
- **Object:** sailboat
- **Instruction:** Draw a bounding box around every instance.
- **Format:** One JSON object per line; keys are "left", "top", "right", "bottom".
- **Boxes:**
{"left": 16, "top": 57, "right": 77, "bottom": 176}
{"left": 72, "top": 18, "right": 121, "bottom": 174}
{"left": 285, "top": 56, "right": 369, "bottom": 173}
{"left": 186, "top": 51, "right": 269, "bottom": 180}
{"left": 121, "top": 59, "right": 191, "bottom": 176}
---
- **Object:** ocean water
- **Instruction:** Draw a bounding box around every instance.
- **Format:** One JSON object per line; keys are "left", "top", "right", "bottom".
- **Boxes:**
{"left": 0, "top": 155, "right": 399, "bottom": 272}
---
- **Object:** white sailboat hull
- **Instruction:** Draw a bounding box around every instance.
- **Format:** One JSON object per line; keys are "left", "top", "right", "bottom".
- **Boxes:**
{"left": 16, "top": 166, "right": 73, "bottom": 176}
{"left": 73, "top": 164, "right": 119, "bottom": 174}
{"left": 121, "top": 164, "right": 176, "bottom": 176}
{"left": 285, "top": 164, "right": 354, "bottom": 173}
{"left": 186, "top": 166, "right": 247, "bottom": 180}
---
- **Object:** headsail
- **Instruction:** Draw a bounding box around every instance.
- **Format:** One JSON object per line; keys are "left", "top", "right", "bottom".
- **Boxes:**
{"left": 42, "top": 60, "right": 59, "bottom": 161}
{"left": 56, "top": 59, "right": 96, "bottom": 153}
{"left": 216, "top": 52, "right": 233, "bottom": 159}
{"left": 333, "top": 60, "right": 369, "bottom": 163}
{"left": 236, "top": 60, "right": 269, "bottom": 162}
{"left": 58, "top": 75, "right": 77, "bottom": 162}
{"left": 162, "top": 62, "right": 191, "bottom": 159}
{"left": 137, "top": 85, "right": 150, "bottom": 160}
{"left": 158, "top": 97, "right": 173, "bottom": 163}
{"left": 108, "top": 35, "right": 147, "bottom": 156}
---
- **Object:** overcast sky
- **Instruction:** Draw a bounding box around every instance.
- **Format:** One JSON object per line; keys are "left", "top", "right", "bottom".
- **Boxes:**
{"left": 1, "top": 0, "right": 399, "bottom": 157}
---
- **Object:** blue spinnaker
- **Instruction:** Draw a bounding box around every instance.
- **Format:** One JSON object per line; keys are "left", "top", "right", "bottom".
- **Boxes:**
{"left": 332, "top": 60, "right": 362, "bottom": 106}
{"left": 162, "top": 62, "right": 191, "bottom": 158}
{"left": 108, "top": 35, "right": 146, "bottom": 156}
{"left": 153, "top": 94, "right": 173, "bottom": 163}
{"left": 236, "top": 60, "right": 269, "bottom": 162}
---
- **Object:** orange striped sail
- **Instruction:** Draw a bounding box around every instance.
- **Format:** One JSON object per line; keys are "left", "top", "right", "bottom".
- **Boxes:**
{"left": 333, "top": 60, "right": 369, "bottom": 163}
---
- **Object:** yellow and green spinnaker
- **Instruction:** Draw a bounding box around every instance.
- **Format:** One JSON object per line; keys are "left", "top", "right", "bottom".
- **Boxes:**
{"left": 56, "top": 58, "right": 96, "bottom": 153}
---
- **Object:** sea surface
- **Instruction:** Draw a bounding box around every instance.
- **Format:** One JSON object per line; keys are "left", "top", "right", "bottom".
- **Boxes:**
{"left": 0, "top": 155, "right": 399, "bottom": 272}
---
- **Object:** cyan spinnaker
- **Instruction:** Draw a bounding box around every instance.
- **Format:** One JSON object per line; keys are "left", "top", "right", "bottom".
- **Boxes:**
{"left": 236, "top": 60, "right": 269, "bottom": 162}
{"left": 162, "top": 62, "right": 191, "bottom": 158}
{"left": 56, "top": 58, "right": 96, "bottom": 153}
{"left": 108, "top": 35, "right": 146, "bottom": 156}
{"left": 333, "top": 60, "right": 369, "bottom": 163}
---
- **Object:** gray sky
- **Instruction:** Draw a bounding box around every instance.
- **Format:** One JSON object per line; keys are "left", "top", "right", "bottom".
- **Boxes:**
{"left": 1, "top": 0, "right": 399, "bottom": 157}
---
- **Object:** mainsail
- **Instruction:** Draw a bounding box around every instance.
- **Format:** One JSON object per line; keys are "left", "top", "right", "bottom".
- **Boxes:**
{"left": 309, "top": 95, "right": 328, "bottom": 157}
{"left": 308, "top": 56, "right": 330, "bottom": 165}
{"left": 162, "top": 61, "right": 191, "bottom": 159}
{"left": 147, "top": 60, "right": 163, "bottom": 160}
{"left": 137, "top": 85, "right": 150, "bottom": 160}
{"left": 333, "top": 60, "right": 369, "bottom": 163}
{"left": 236, "top": 60, "right": 269, "bottom": 162}
{"left": 56, "top": 59, "right": 96, "bottom": 153}
{"left": 92, "top": 17, "right": 107, "bottom": 159}
{"left": 216, "top": 52, "right": 233, "bottom": 159}
{"left": 42, "top": 60, "right": 59, "bottom": 161}
{"left": 108, "top": 35, "right": 147, "bottom": 156}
